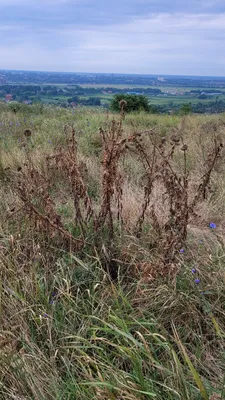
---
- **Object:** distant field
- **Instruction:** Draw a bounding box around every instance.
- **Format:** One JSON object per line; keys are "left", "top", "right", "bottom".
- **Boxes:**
{"left": 80, "top": 83, "right": 225, "bottom": 92}
{"left": 1, "top": 80, "right": 225, "bottom": 113}
{"left": 81, "top": 91, "right": 225, "bottom": 108}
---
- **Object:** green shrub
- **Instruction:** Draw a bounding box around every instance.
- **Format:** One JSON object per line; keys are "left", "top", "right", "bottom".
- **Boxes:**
{"left": 110, "top": 94, "right": 151, "bottom": 113}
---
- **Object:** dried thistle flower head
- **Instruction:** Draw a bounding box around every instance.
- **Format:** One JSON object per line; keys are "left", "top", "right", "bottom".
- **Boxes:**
{"left": 171, "top": 134, "right": 180, "bottom": 143}
{"left": 119, "top": 99, "right": 127, "bottom": 110}
{"left": 181, "top": 144, "right": 188, "bottom": 151}
{"left": 24, "top": 129, "right": 32, "bottom": 138}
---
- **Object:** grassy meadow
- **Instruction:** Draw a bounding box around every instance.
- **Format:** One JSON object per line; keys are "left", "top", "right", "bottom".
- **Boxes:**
{"left": 0, "top": 103, "right": 225, "bottom": 399}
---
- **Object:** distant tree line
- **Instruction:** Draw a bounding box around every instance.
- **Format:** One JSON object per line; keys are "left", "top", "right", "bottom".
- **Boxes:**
{"left": 1, "top": 84, "right": 225, "bottom": 114}
{"left": 110, "top": 94, "right": 225, "bottom": 115}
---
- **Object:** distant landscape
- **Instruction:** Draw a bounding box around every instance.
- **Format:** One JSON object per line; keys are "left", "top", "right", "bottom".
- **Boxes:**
{"left": 1, "top": 69, "right": 225, "bottom": 113}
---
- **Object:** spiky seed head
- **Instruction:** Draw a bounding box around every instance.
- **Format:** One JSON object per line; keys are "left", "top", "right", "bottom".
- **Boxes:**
{"left": 181, "top": 144, "right": 188, "bottom": 151}
{"left": 161, "top": 137, "right": 166, "bottom": 144}
{"left": 24, "top": 129, "right": 32, "bottom": 137}
{"left": 171, "top": 135, "right": 180, "bottom": 143}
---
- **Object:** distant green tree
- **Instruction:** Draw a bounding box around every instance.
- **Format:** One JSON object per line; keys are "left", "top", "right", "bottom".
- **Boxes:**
{"left": 68, "top": 96, "right": 79, "bottom": 104}
{"left": 110, "top": 94, "right": 150, "bottom": 113}
{"left": 179, "top": 103, "right": 192, "bottom": 115}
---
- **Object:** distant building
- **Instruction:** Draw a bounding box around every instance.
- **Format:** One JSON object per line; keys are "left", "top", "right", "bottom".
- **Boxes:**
{"left": 5, "top": 94, "right": 13, "bottom": 102}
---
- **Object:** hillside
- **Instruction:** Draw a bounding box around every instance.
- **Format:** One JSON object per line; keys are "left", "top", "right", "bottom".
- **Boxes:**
{"left": 0, "top": 104, "right": 225, "bottom": 399}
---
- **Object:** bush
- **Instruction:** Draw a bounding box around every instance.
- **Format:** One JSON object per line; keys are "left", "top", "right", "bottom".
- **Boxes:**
{"left": 179, "top": 103, "right": 193, "bottom": 115}
{"left": 110, "top": 94, "right": 150, "bottom": 113}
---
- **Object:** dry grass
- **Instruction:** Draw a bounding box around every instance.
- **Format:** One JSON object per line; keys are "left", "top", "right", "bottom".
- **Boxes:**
{"left": 5, "top": 112, "right": 223, "bottom": 274}
{"left": 0, "top": 105, "right": 225, "bottom": 399}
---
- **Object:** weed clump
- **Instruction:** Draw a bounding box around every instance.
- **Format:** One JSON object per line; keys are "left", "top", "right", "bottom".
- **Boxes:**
{"left": 7, "top": 113, "right": 223, "bottom": 278}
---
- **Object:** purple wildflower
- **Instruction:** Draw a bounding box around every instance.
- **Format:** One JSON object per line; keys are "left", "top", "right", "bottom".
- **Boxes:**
{"left": 195, "top": 279, "right": 200, "bottom": 284}
{"left": 49, "top": 291, "right": 57, "bottom": 305}
{"left": 209, "top": 222, "right": 217, "bottom": 229}
{"left": 192, "top": 268, "right": 197, "bottom": 274}
{"left": 179, "top": 248, "right": 185, "bottom": 254}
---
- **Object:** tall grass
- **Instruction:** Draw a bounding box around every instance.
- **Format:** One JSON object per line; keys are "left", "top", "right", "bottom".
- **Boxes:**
{"left": 0, "top": 104, "right": 225, "bottom": 399}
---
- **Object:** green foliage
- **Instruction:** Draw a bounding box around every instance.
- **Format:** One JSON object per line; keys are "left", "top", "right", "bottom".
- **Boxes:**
{"left": 179, "top": 103, "right": 193, "bottom": 115}
{"left": 110, "top": 93, "right": 151, "bottom": 113}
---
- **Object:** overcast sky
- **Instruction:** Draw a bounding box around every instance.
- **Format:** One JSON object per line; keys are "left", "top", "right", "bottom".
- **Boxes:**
{"left": 0, "top": 0, "right": 224, "bottom": 75}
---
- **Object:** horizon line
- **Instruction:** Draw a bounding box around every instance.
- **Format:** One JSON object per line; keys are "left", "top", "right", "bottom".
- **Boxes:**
{"left": 1, "top": 68, "right": 225, "bottom": 80}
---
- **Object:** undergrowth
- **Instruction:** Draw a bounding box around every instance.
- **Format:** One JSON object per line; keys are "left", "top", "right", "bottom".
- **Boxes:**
{"left": 0, "top": 104, "right": 224, "bottom": 399}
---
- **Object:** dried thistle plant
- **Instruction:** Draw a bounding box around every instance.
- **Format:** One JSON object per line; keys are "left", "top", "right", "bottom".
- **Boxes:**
{"left": 95, "top": 119, "right": 127, "bottom": 237}
{"left": 46, "top": 127, "right": 93, "bottom": 235}
{"left": 132, "top": 130, "right": 223, "bottom": 267}
{"left": 9, "top": 115, "right": 223, "bottom": 277}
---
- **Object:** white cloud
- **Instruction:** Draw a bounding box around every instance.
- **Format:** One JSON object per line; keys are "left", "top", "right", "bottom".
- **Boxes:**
{"left": 0, "top": 12, "right": 225, "bottom": 75}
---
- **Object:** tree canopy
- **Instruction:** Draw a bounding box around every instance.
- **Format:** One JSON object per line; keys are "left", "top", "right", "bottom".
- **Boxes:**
{"left": 110, "top": 94, "right": 151, "bottom": 113}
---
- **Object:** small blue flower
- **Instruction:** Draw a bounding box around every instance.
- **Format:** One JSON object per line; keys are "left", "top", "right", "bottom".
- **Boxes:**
{"left": 209, "top": 222, "right": 217, "bottom": 229}
{"left": 192, "top": 268, "right": 197, "bottom": 274}
{"left": 179, "top": 248, "right": 185, "bottom": 254}
{"left": 49, "top": 291, "right": 57, "bottom": 304}
{"left": 195, "top": 279, "right": 200, "bottom": 284}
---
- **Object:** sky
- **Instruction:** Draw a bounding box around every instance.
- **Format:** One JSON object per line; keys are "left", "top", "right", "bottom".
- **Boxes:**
{"left": 0, "top": 0, "right": 225, "bottom": 76}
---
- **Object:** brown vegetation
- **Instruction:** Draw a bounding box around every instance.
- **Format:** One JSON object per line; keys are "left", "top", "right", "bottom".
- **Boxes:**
{"left": 7, "top": 112, "right": 223, "bottom": 280}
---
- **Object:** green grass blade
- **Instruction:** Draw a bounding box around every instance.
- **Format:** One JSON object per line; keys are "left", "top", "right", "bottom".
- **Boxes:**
{"left": 172, "top": 323, "right": 209, "bottom": 400}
